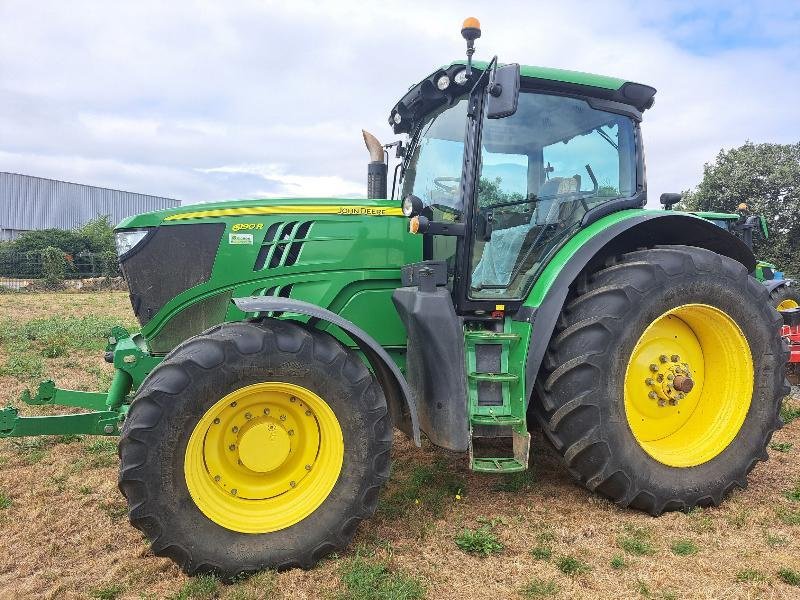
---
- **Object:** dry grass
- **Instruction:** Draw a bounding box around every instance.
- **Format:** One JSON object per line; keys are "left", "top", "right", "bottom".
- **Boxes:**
{"left": 1, "top": 291, "right": 799, "bottom": 599}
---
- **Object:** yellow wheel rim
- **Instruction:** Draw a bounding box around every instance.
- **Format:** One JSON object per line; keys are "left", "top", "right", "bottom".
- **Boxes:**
{"left": 623, "top": 304, "right": 754, "bottom": 467}
{"left": 778, "top": 299, "right": 799, "bottom": 311}
{"left": 184, "top": 382, "right": 344, "bottom": 533}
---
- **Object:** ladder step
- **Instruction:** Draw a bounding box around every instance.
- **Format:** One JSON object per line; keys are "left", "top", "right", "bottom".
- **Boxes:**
{"left": 470, "top": 414, "right": 524, "bottom": 426}
{"left": 468, "top": 372, "right": 518, "bottom": 382}
{"left": 471, "top": 457, "right": 527, "bottom": 473}
{"left": 465, "top": 331, "right": 521, "bottom": 343}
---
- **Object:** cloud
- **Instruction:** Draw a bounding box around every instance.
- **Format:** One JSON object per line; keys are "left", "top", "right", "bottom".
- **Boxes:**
{"left": 0, "top": 0, "right": 798, "bottom": 207}
{"left": 198, "top": 164, "right": 364, "bottom": 198}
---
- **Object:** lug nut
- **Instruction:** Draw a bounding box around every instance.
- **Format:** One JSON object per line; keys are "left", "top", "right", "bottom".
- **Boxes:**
{"left": 648, "top": 391, "right": 657, "bottom": 399}
{"left": 290, "top": 396, "right": 297, "bottom": 403}
{"left": 659, "top": 355, "right": 668, "bottom": 363}
{"left": 658, "top": 399, "right": 666, "bottom": 407}
{"left": 673, "top": 375, "right": 694, "bottom": 393}
{"left": 668, "top": 398, "right": 678, "bottom": 406}
{"left": 288, "top": 429, "right": 294, "bottom": 436}
{"left": 231, "top": 489, "right": 238, "bottom": 495}
{"left": 305, "top": 410, "right": 312, "bottom": 416}
{"left": 671, "top": 355, "right": 679, "bottom": 362}
{"left": 245, "top": 412, "right": 252, "bottom": 420}
{"left": 232, "top": 426, "right": 239, "bottom": 433}
{"left": 657, "top": 374, "right": 664, "bottom": 382}
{"left": 305, "top": 465, "right": 312, "bottom": 471}
{"left": 290, "top": 481, "right": 296, "bottom": 488}
{"left": 214, "top": 475, "right": 221, "bottom": 482}
{"left": 230, "top": 401, "right": 237, "bottom": 408}
{"left": 667, "top": 373, "right": 674, "bottom": 381}
{"left": 213, "top": 417, "right": 220, "bottom": 424}
{"left": 649, "top": 364, "right": 659, "bottom": 372}
{"left": 229, "top": 444, "right": 236, "bottom": 451}
{"left": 280, "top": 414, "right": 287, "bottom": 421}
{"left": 645, "top": 378, "right": 654, "bottom": 385}
{"left": 263, "top": 408, "right": 270, "bottom": 415}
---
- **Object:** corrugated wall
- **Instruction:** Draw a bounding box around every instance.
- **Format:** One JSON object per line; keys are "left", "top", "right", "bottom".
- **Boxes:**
{"left": 0, "top": 172, "right": 180, "bottom": 232}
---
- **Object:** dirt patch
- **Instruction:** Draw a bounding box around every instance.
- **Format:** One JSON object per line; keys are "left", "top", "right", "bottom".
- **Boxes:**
{"left": 0, "top": 292, "right": 798, "bottom": 599}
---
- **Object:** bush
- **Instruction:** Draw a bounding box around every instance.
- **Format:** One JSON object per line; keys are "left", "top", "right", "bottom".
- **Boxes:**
{"left": 40, "top": 246, "right": 66, "bottom": 287}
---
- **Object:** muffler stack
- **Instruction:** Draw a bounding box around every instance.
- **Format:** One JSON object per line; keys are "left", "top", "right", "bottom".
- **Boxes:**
{"left": 362, "top": 130, "right": 387, "bottom": 199}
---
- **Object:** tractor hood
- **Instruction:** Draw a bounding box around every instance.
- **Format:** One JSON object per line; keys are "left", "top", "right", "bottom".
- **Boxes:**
{"left": 113, "top": 196, "right": 415, "bottom": 352}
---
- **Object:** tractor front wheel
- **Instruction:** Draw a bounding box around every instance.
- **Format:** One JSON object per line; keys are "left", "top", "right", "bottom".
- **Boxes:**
{"left": 533, "top": 246, "right": 788, "bottom": 514}
{"left": 118, "top": 320, "right": 392, "bottom": 578}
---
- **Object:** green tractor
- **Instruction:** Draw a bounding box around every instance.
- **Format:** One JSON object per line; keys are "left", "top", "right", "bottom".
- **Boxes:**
{"left": 661, "top": 197, "right": 800, "bottom": 310}
{"left": 0, "top": 19, "right": 788, "bottom": 578}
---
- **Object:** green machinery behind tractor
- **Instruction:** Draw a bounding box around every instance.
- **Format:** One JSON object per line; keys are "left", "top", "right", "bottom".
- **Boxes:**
{"left": 0, "top": 19, "right": 789, "bottom": 578}
{"left": 660, "top": 195, "right": 800, "bottom": 311}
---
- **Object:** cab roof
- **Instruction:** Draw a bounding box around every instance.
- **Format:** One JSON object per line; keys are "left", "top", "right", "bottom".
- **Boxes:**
{"left": 389, "top": 60, "right": 656, "bottom": 135}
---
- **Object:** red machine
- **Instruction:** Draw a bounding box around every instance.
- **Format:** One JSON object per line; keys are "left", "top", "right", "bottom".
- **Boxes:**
{"left": 781, "top": 308, "right": 800, "bottom": 384}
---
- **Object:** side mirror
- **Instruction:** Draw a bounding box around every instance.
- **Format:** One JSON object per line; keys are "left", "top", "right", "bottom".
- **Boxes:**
{"left": 660, "top": 193, "right": 682, "bottom": 210}
{"left": 487, "top": 63, "right": 520, "bottom": 119}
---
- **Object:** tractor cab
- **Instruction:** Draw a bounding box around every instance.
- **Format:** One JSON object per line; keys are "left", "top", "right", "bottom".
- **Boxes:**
{"left": 387, "top": 27, "right": 655, "bottom": 316}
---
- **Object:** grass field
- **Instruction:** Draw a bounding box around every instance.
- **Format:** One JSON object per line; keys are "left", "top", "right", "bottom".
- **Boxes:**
{"left": 0, "top": 291, "right": 799, "bottom": 599}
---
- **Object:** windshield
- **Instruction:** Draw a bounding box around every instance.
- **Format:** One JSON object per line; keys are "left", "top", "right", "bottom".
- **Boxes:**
{"left": 400, "top": 97, "right": 469, "bottom": 214}
{"left": 470, "top": 91, "right": 638, "bottom": 300}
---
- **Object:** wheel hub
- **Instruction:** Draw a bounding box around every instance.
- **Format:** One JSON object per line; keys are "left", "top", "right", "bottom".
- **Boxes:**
{"left": 238, "top": 421, "right": 291, "bottom": 473}
{"left": 183, "top": 382, "right": 344, "bottom": 533}
{"left": 644, "top": 354, "right": 695, "bottom": 407}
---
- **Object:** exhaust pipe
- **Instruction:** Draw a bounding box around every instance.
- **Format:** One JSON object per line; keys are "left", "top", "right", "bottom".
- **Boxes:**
{"left": 362, "top": 129, "right": 387, "bottom": 199}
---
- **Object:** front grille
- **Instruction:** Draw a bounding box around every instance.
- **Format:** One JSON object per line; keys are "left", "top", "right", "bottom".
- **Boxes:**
{"left": 120, "top": 223, "right": 225, "bottom": 326}
{"left": 147, "top": 290, "right": 232, "bottom": 354}
{"left": 253, "top": 221, "right": 313, "bottom": 271}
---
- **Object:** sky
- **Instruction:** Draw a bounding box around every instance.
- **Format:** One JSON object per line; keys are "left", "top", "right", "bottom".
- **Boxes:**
{"left": 1, "top": 1, "right": 798, "bottom": 207}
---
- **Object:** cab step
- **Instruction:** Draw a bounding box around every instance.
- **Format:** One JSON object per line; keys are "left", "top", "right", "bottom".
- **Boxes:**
{"left": 471, "top": 457, "right": 527, "bottom": 473}
{"left": 470, "top": 414, "right": 524, "bottom": 427}
{"left": 468, "top": 428, "right": 531, "bottom": 473}
{"left": 468, "top": 371, "right": 519, "bottom": 382}
{"left": 464, "top": 331, "right": 521, "bottom": 343}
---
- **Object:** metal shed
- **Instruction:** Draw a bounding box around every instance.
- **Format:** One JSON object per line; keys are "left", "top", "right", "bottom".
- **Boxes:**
{"left": 0, "top": 172, "right": 180, "bottom": 240}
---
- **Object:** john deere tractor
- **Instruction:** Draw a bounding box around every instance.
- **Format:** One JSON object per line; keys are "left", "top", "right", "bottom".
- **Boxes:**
{"left": 0, "top": 19, "right": 788, "bottom": 577}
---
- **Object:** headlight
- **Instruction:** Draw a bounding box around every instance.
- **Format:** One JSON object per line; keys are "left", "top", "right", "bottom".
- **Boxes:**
{"left": 436, "top": 75, "right": 451, "bottom": 90}
{"left": 401, "top": 194, "right": 424, "bottom": 218}
{"left": 115, "top": 229, "right": 151, "bottom": 257}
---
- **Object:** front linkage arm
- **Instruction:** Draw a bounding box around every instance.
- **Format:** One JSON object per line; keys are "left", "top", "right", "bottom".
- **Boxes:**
{"left": 0, "top": 326, "right": 156, "bottom": 439}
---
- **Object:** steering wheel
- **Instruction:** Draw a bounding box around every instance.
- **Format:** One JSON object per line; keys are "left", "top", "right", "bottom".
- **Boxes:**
{"left": 434, "top": 177, "right": 460, "bottom": 194}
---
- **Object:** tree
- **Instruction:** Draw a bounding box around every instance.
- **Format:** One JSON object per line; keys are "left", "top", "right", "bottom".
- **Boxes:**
{"left": 681, "top": 141, "right": 800, "bottom": 277}
{"left": 75, "top": 214, "right": 115, "bottom": 253}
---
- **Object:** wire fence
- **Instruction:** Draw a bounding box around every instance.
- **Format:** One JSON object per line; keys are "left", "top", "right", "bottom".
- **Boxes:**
{"left": 0, "top": 250, "right": 121, "bottom": 291}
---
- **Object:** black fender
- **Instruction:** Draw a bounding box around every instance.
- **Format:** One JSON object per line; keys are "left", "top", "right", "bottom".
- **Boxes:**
{"left": 763, "top": 278, "right": 794, "bottom": 294}
{"left": 516, "top": 212, "right": 756, "bottom": 403}
{"left": 233, "top": 296, "right": 420, "bottom": 446}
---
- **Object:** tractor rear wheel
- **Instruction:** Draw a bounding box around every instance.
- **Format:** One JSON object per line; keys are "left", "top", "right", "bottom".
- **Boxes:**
{"left": 533, "top": 245, "right": 788, "bottom": 515}
{"left": 771, "top": 284, "right": 800, "bottom": 312}
{"left": 118, "top": 320, "right": 391, "bottom": 578}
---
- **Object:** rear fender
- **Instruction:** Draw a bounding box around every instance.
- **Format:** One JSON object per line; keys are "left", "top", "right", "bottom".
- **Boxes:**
{"left": 764, "top": 279, "right": 794, "bottom": 294}
{"left": 233, "top": 296, "right": 420, "bottom": 446}
{"left": 516, "top": 212, "right": 756, "bottom": 402}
